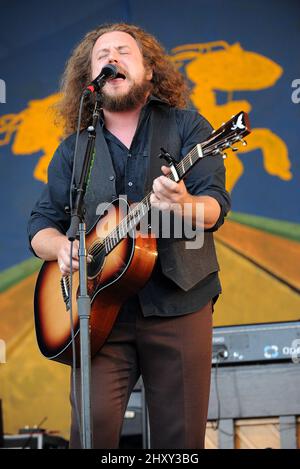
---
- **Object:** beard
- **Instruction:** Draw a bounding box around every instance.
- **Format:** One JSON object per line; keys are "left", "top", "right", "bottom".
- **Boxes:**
{"left": 100, "top": 77, "right": 153, "bottom": 112}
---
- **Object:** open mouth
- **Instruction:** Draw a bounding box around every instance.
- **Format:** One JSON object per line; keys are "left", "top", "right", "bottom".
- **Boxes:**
{"left": 111, "top": 72, "right": 126, "bottom": 80}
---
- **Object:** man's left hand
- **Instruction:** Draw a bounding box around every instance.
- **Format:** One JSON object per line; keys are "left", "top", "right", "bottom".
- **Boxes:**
{"left": 150, "top": 165, "right": 191, "bottom": 212}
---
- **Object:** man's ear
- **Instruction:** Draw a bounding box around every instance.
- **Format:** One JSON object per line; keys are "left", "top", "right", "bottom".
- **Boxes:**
{"left": 146, "top": 67, "right": 153, "bottom": 81}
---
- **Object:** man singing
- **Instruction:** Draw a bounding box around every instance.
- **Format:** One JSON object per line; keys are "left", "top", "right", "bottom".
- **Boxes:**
{"left": 28, "top": 23, "right": 231, "bottom": 449}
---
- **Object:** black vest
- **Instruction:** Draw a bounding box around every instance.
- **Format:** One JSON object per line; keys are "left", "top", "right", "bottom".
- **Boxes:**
{"left": 74, "top": 104, "right": 219, "bottom": 291}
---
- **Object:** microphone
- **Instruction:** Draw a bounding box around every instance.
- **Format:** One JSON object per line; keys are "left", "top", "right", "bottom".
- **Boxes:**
{"left": 83, "top": 64, "right": 118, "bottom": 95}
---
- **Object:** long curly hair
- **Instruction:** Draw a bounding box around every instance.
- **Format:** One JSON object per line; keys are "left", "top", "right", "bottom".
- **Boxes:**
{"left": 55, "top": 23, "right": 190, "bottom": 136}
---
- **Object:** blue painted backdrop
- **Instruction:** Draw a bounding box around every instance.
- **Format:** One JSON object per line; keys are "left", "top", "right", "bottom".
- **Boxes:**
{"left": 0, "top": 0, "right": 300, "bottom": 270}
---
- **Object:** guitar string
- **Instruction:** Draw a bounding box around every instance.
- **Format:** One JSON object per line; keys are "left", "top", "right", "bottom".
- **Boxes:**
{"left": 87, "top": 127, "right": 245, "bottom": 259}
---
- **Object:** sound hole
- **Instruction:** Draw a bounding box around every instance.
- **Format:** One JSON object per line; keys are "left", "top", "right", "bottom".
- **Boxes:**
{"left": 87, "top": 246, "right": 106, "bottom": 278}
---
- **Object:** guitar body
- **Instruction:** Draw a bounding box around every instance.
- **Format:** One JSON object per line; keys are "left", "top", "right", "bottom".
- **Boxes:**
{"left": 34, "top": 198, "right": 157, "bottom": 365}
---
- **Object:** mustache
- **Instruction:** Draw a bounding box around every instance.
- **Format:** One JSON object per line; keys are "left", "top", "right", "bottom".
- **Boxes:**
{"left": 111, "top": 65, "right": 128, "bottom": 80}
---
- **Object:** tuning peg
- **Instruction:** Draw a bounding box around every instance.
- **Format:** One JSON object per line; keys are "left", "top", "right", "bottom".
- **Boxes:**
{"left": 215, "top": 148, "right": 227, "bottom": 159}
{"left": 227, "top": 142, "right": 238, "bottom": 152}
{"left": 214, "top": 148, "right": 221, "bottom": 155}
{"left": 237, "top": 136, "right": 247, "bottom": 146}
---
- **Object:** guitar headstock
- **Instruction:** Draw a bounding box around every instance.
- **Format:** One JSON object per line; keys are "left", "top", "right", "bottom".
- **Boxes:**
{"left": 201, "top": 111, "right": 251, "bottom": 158}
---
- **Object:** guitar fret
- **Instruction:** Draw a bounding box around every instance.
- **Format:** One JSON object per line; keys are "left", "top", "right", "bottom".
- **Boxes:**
{"left": 119, "top": 223, "right": 124, "bottom": 238}
{"left": 182, "top": 158, "right": 186, "bottom": 174}
{"left": 178, "top": 162, "right": 183, "bottom": 177}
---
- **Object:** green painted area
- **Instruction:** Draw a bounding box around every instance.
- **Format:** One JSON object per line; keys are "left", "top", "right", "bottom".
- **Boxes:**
{"left": 0, "top": 257, "right": 42, "bottom": 293}
{"left": 1, "top": 212, "right": 299, "bottom": 292}
{"left": 229, "top": 212, "right": 300, "bottom": 242}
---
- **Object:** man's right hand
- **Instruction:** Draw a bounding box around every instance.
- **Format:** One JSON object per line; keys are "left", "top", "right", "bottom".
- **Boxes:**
{"left": 57, "top": 238, "right": 80, "bottom": 276}
{"left": 31, "top": 228, "right": 93, "bottom": 275}
{"left": 57, "top": 238, "right": 93, "bottom": 276}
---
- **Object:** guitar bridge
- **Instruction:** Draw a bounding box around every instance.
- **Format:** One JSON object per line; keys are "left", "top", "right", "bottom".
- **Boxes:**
{"left": 60, "top": 276, "right": 70, "bottom": 311}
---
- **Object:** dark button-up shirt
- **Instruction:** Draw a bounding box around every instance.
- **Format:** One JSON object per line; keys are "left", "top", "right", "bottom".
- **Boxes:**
{"left": 28, "top": 97, "right": 231, "bottom": 320}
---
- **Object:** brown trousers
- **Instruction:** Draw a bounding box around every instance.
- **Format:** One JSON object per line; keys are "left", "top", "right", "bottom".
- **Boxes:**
{"left": 69, "top": 301, "right": 213, "bottom": 449}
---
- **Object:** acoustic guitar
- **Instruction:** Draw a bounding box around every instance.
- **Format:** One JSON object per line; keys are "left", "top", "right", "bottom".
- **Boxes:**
{"left": 34, "top": 111, "right": 250, "bottom": 365}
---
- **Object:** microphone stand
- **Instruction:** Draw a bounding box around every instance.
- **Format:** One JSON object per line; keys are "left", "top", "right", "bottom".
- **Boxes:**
{"left": 67, "top": 92, "right": 102, "bottom": 449}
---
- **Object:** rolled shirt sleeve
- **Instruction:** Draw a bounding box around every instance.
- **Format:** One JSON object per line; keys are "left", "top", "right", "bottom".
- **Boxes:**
{"left": 176, "top": 110, "right": 231, "bottom": 231}
{"left": 27, "top": 134, "right": 76, "bottom": 254}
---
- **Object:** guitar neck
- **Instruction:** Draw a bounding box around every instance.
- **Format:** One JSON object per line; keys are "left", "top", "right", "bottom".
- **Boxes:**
{"left": 103, "top": 110, "right": 251, "bottom": 254}
{"left": 103, "top": 143, "right": 204, "bottom": 254}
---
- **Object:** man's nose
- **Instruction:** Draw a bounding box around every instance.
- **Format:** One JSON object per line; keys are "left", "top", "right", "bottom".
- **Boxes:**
{"left": 108, "top": 51, "right": 119, "bottom": 64}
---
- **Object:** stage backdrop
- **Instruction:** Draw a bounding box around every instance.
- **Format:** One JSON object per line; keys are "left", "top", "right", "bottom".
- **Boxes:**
{"left": 0, "top": 0, "right": 300, "bottom": 440}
